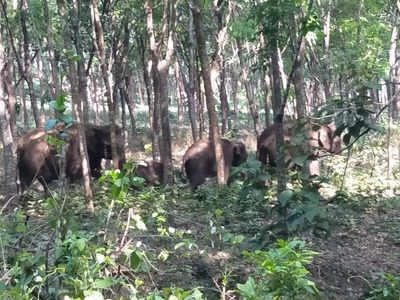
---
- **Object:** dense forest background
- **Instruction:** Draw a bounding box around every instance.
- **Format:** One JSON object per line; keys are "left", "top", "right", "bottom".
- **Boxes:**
{"left": 1, "top": 0, "right": 400, "bottom": 299}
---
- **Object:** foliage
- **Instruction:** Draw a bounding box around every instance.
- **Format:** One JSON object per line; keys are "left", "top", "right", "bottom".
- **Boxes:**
{"left": 98, "top": 163, "right": 146, "bottom": 201}
{"left": 366, "top": 273, "right": 400, "bottom": 300}
{"left": 144, "top": 287, "right": 204, "bottom": 300}
{"left": 0, "top": 249, "right": 46, "bottom": 299}
{"left": 237, "top": 239, "right": 319, "bottom": 299}
{"left": 53, "top": 231, "right": 116, "bottom": 299}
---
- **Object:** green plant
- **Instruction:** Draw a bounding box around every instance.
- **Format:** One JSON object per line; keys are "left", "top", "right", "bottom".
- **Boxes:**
{"left": 54, "top": 231, "right": 115, "bottom": 299}
{"left": 237, "top": 239, "right": 319, "bottom": 299}
{"left": 144, "top": 287, "right": 205, "bottom": 300}
{"left": 366, "top": 273, "right": 400, "bottom": 300}
{"left": 0, "top": 250, "right": 47, "bottom": 299}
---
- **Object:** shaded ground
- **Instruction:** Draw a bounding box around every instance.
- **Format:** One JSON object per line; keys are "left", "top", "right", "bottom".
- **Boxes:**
{"left": 308, "top": 209, "right": 400, "bottom": 299}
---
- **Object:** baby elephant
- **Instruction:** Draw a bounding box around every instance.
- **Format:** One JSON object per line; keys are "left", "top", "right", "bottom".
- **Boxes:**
{"left": 183, "top": 138, "right": 248, "bottom": 190}
{"left": 135, "top": 160, "right": 163, "bottom": 185}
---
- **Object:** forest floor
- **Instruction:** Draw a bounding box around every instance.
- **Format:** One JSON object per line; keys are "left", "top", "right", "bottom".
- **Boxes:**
{"left": 1, "top": 130, "right": 400, "bottom": 299}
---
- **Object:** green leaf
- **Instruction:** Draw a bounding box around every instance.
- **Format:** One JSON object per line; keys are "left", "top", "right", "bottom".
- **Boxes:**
{"left": 237, "top": 277, "right": 257, "bottom": 299}
{"left": 130, "top": 251, "right": 141, "bottom": 270}
{"left": 76, "top": 238, "right": 86, "bottom": 251}
{"left": 92, "top": 278, "right": 114, "bottom": 289}
{"left": 278, "top": 190, "right": 294, "bottom": 207}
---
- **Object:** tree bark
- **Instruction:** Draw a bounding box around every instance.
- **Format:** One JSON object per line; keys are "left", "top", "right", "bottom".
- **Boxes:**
{"left": 138, "top": 36, "right": 159, "bottom": 160}
{"left": 186, "top": 9, "right": 199, "bottom": 141}
{"left": 389, "top": 23, "right": 399, "bottom": 119}
{"left": 0, "top": 30, "right": 18, "bottom": 208}
{"left": 20, "top": 0, "right": 42, "bottom": 127}
{"left": 43, "top": 0, "right": 62, "bottom": 100}
{"left": 59, "top": 0, "right": 94, "bottom": 211}
{"left": 196, "top": 61, "right": 205, "bottom": 138}
{"left": 90, "top": 0, "right": 119, "bottom": 170}
{"left": 125, "top": 76, "right": 137, "bottom": 138}
{"left": 144, "top": 0, "right": 176, "bottom": 184}
{"left": 174, "top": 61, "right": 184, "bottom": 128}
{"left": 192, "top": 0, "right": 226, "bottom": 185}
{"left": 237, "top": 39, "right": 261, "bottom": 136}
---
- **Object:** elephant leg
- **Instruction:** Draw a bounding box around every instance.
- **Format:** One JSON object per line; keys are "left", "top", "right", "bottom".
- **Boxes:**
{"left": 268, "top": 149, "right": 277, "bottom": 167}
{"left": 89, "top": 154, "right": 103, "bottom": 178}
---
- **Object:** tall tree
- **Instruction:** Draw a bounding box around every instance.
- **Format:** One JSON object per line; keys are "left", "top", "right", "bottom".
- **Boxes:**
{"left": 191, "top": 0, "right": 226, "bottom": 185}
{"left": 0, "top": 27, "right": 18, "bottom": 208}
{"left": 90, "top": 0, "right": 120, "bottom": 170}
{"left": 20, "top": 0, "right": 41, "bottom": 127}
{"left": 144, "top": 0, "right": 176, "bottom": 184}
{"left": 58, "top": 0, "right": 94, "bottom": 211}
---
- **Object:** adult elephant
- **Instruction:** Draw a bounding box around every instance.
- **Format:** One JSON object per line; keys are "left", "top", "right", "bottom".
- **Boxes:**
{"left": 183, "top": 138, "right": 248, "bottom": 190}
{"left": 65, "top": 124, "right": 126, "bottom": 180}
{"left": 256, "top": 121, "right": 341, "bottom": 175}
{"left": 17, "top": 124, "right": 126, "bottom": 191}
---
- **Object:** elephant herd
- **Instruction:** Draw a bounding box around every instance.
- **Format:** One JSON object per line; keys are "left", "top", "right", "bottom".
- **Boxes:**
{"left": 16, "top": 120, "right": 341, "bottom": 192}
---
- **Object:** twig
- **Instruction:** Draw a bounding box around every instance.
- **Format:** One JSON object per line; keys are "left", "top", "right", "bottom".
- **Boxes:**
{"left": 0, "top": 193, "right": 18, "bottom": 215}
{"left": 104, "top": 198, "right": 115, "bottom": 242}
{"left": 120, "top": 208, "right": 132, "bottom": 248}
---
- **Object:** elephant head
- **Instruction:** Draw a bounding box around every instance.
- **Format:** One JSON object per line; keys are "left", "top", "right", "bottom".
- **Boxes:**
{"left": 66, "top": 124, "right": 126, "bottom": 180}
{"left": 136, "top": 160, "right": 163, "bottom": 185}
{"left": 256, "top": 120, "right": 341, "bottom": 175}
{"left": 183, "top": 138, "right": 248, "bottom": 190}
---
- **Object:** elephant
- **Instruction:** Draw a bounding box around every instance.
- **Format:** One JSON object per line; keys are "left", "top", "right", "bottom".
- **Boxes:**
{"left": 17, "top": 123, "right": 126, "bottom": 191}
{"left": 183, "top": 138, "right": 248, "bottom": 190}
{"left": 65, "top": 124, "right": 126, "bottom": 180}
{"left": 17, "top": 134, "right": 59, "bottom": 192}
{"left": 135, "top": 160, "right": 163, "bottom": 185}
{"left": 256, "top": 121, "right": 341, "bottom": 175}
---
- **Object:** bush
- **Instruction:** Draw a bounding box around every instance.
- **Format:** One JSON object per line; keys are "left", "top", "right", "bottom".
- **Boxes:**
{"left": 237, "top": 239, "right": 319, "bottom": 299}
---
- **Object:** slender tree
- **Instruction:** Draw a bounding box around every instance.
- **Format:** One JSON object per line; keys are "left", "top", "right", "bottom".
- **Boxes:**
{"left": 191, "top": 0, "right": 226, "bottom": 185}
{"left": 0, "top": 28, "right": 18, "bottom": 209}
{"left": 58, "top": 0, "right": 94, "bottom": 211}
{"left": 90, "top": 0, "right": 120, "bottom": 170}
{"left": 144, "top": 0, "right": 176, "bottom": 184}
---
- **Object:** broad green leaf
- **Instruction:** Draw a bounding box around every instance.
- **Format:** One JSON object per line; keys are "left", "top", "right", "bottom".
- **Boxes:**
{"left": 278, "top": 190, "right": 294, "bottom": 207}
{"left": 92, "top": 278, "right": 114, "bottom": 289}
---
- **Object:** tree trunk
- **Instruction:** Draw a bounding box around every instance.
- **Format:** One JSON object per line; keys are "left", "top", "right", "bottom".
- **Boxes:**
{"left": 192, "top": 0, "right": 226, "bottom": 185}
{"left": 174, "top": 61, "right": 184, "bottom": 128}
{"left": 237, "top": 39, "right": 261, "bottom": 136}
{"left": 0, "top": 31, "right": 18, "bottom": 208}
{"left": 293, "top": 38, "right": 307, "bottom": 119}
{"left": 90, "top": 0, "right": 119, "bottom": 170}
{"left": 144, "top": 0, "right": 176, "bottom": 184}
{"left": 43, "top": 0, "right": 62, "bottom": 100}
{"left": 389, "top": 24, "right": 399, "bottom": 119}
{"left": 263, "top": 68, "right": 272, "bottom": 127}
{"left": 196, "top": 61, "right": 205, "bottom": 138}
{"left": 219, "top": 62, "right": 229, "bottom": 135}
{"left": 186, "top": 9, "right": 198, "bottom": 141}
{"left": 4, "top": 58, "right": 17, "bottom": 137}
{"left": 229, "top": 61, "right": 239, "bottom": 127}
{"left": 138, "top": 37, "right": 159, "bottom": 160}
{"left": 125, "top": 76, "right": 137, "bottom": 138}
{"left": 20, "top": 0, "right": 41, "bottom": 127}
{"left": 59, "top": 0, "right": 94, "bottom": 211}
{"left": 271, "top": 43, "right": 287, "bottom": 194}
